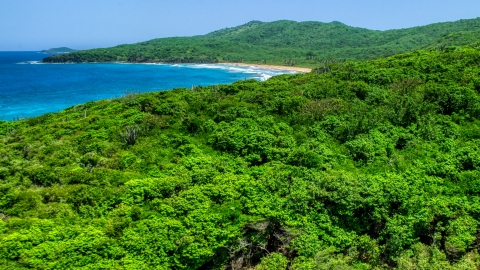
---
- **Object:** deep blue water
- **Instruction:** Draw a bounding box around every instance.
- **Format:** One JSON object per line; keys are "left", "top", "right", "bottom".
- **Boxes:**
{"left": 0, "top": 51, "right": 293, "bottom": 121}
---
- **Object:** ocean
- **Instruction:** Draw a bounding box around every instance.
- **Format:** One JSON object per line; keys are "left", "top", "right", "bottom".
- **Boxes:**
{"left": 0, "top": 52, "right": 294, "bottom": 121}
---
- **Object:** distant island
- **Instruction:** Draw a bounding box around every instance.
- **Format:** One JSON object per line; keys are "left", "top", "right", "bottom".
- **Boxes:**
{"left": 43, "top": 18, "right": 480, "bottom": 67}
{"left": 41, "top": 47, "right": 78, "bottom": 54}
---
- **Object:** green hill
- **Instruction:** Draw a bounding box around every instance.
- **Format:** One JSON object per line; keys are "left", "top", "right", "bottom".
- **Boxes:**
{"left": 42, "top": 18, "right": 480, "bottom": 66}
{"left": 2, "top": 44, "right": 480, "bottom": 268}
{"left": 41, "top": 47, "right": 78, "bottom": 54}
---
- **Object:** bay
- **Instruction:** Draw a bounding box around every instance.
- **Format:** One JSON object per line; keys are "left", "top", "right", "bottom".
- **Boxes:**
{"left": 0, "top": 52, "right": 293, "bottom": 121}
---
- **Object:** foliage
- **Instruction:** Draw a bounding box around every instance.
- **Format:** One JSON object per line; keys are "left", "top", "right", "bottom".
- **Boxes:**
{"left": 43, "top": 18, "right": 480, "bottom": 67}
{"left": 2, "top": 45, "right": 480, "bottom": 268}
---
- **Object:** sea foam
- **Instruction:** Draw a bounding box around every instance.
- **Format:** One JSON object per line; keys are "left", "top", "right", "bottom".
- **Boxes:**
{"left": 172, "top": 63, "right": 296, "bottom": 81}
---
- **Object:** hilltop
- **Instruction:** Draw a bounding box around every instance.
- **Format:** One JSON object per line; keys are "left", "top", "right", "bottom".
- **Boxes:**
{"left": 42, "top": 18, "right": 480, "bottom": 66}
{"left": 41, "top": 47, "right": 78, "bottom": 54}
{"left": 2, "top": 44, "right": 480, "bottom": 268}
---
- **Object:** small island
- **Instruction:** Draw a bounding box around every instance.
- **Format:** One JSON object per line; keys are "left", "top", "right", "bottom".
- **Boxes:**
{"left": 41, "top": 47, "right": 78, "bottom": 54}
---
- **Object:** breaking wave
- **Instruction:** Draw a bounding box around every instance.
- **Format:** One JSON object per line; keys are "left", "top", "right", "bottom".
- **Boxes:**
{"left": 170, "top": 63, "right": 296, "bottom": 81}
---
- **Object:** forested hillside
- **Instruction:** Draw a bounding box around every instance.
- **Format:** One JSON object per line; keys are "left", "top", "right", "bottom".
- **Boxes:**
{"left": 42, "top": 18, "right": 480, "bottom": 66}
{"left": 2, "top": 45, "right": 480, "bottom": 269}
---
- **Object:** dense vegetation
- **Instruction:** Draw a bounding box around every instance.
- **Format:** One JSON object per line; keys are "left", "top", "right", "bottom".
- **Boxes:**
{"left": 43, "top": 18, "right": 480, "bottom": 66}
{"left": 2, "top": 44, "right": 480, "bottom": 269}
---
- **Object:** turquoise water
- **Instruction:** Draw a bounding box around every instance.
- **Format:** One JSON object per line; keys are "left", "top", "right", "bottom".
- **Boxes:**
{"left": 0, "top": 52, "right": 293, "bottom": 121}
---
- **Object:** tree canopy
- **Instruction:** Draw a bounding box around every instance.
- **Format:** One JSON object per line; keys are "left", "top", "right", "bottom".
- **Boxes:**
{"left": 3, "top": 44, "right": 480, "bottom": 269}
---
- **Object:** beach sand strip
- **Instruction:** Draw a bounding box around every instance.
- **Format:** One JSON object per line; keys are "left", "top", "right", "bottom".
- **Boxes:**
{"left": 219, "top": 62, "right": 312, "bottom": 73}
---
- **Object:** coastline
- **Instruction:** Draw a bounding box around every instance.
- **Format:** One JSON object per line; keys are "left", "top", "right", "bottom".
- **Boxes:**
{"left": 40, "top": 59, "right": 313, "bottom": 73}
{"left": 218, "top": 62, "right": 312, "bottom": 73}
{"left": 5, "top": 52, "right": 300, "bottom": 120}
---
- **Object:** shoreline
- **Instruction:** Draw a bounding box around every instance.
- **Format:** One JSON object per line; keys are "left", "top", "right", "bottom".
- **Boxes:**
{"left": 40, "top": 60, "right": 313, "bottom": 73}
{"left": 218, "top": 62, "right": 312, "bottom": 73}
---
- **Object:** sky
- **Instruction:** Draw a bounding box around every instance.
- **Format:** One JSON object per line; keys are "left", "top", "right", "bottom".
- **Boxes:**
{"left": 1, "top": 0, "right": 479, "bottom": 51}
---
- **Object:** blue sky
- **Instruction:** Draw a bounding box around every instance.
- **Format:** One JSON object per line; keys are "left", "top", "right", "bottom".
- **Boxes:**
{"left": 1, "top": 0, "right": 479, "bottom": 51}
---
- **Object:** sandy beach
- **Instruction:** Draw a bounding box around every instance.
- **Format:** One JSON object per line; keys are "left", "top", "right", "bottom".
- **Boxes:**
{"left": 219, "top": 62, "right": 312, "bottom": 73}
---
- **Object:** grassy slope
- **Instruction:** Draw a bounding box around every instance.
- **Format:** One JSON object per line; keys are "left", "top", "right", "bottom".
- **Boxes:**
{"left": 42, "top": 18, "right": 480, "bottom": 66}
{"left": 2, "top": 45, "right": 480, "bottom": 269}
